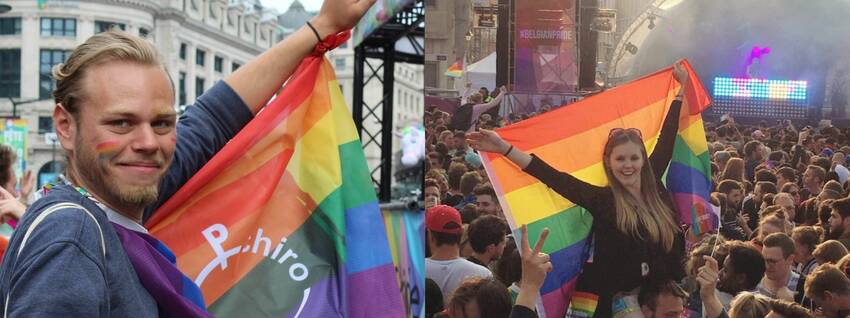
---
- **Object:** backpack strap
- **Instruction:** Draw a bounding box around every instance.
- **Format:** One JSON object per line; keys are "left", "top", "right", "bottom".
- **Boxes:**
{"left": 4, "top": 203, "right": 106, "bottom": 317}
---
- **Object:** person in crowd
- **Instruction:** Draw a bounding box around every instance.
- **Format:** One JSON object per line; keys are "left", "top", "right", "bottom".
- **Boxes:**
{"left": 466, "top": 215, "right": 509, "bottom": 268}
{"left": 426, "top": 178, "right": 442, "bottom": 208}
{"left": 777, "top": 167, "right": 797, "bottom": 190}
{"left": 812, "top": 240, "right": 848, "bottom": 265}
{"left": 427, "top": 278, "right": 446, "bottom": 318}
{"left": 758, "top": 233, "right": 810, "bottom": 306}
{"left": 459, "top": 203, "right": 480, "bottom": 225}
{"left": 715, "top": 151, "right": 732, "bottom": 174}
{"left": 728, "top": 292, "right": 771, "bottom": 318}
{"left": 0, "top": 144, "right": 34, "bottom": 224}
{"left": 803, "top": 165, "right": 827, "bottom": 199}
{"left": 453, "top": 131, "right": 470, "bottom": 157}
{"left": 473, "top": 184, "right": 502, "bottom": 217}
{"left": 722, "top": 158, "right": 747, "bottom": 183}
{"left": 637, "top": 280, "right": 688, "bottom": 318}
{"left": 426, "top": 205, "right": 492, "bottom": 303}
{"left": 443, "top": 277, "right": 512, "bottom": 318}
{"left": 775, "top": 192, "right": 798, "bottom": 225}
{"left": 744, "top": 181, "right": 778, "bottom": 229}
{"left": 827, "top": 197, "right": 850, "bottom": 249}
{"left": 805, "top": 264, "right": 850, "bottom": 318}
{"left": 765, "top": 298, "right": 814, "bottom": 318}
{"left": 792, "top": 226, "right": 823, "bottom": 276}
{"left": 448, "top": 86, "right": 507, "bottom": 133}
{"left": 697, "top": 242, "right": 766, "bottom": 317}
{"left": 744, "top": 140, "right": 765, "bottom": 182}
{"left": 465, "top": 61, "right": 692, "bottom": 317}
{"left": 714, "top": 192, "right": 751, "bottom": 241}
{"left": 455, "top": 171, "right": 482, "bottom": 210}
{"left": 444, "top": 163, "right": 468, "bottom": 207}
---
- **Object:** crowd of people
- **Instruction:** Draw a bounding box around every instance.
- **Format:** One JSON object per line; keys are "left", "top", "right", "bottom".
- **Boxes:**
{"left": 425, "top": 62, "right": 850, "bottom": 318}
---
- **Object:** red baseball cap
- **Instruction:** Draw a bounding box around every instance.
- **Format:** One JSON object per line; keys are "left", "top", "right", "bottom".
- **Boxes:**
{"left": 426, "top": 205, "right": 463, "bottom": 234}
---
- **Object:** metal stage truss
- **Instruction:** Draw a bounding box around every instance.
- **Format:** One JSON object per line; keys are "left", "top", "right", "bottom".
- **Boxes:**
{"left": 352, "top": 0, "right": 424, "bottom": 202}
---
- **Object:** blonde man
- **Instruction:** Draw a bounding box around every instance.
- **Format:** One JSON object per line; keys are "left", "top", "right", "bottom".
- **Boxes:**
{"left": 0, "top": 1, "right": 373, "bottom": 316}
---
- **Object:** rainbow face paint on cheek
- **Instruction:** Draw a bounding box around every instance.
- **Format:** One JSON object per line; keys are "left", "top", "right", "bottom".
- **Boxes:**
{"left": 95, "top": 141, "right": 120, "bottom": 159}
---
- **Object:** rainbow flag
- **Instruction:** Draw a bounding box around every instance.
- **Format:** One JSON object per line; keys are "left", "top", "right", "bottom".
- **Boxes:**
{"left": 480, "top": 61, "right": 714, "bottom": 318}
{"left": 145, "top": 33, "right": 405, "bottom": 317}
{"left": 445, "top": 60, "right": 463, "bottom": 78}
{"left": 382, "top": 208, "right": 425, "bottom": 317}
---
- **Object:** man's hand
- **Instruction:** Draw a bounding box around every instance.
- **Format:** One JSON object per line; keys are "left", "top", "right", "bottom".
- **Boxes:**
{"left": 514, "top": 224, "right": 552, "bottom": 310}
{"left": 519, "top": 224, "right": 551, "bottom": 290}
{"left": 697, "top": 256, "right": 719, "bottom": 297}
{"left": 311, "top": 0, "right": 377, "bottom": 38}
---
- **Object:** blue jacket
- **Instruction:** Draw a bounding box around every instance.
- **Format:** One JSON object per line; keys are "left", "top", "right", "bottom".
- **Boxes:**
{"left": 0, "top": 80, "right": 253, "bottom": 317}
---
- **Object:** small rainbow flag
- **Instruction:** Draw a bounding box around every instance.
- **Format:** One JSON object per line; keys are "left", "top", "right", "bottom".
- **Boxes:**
{"left": 145, "top": 32, "right": 405, "bottom": 317}
{"left": 445, "top": 60, "right": 463, "bottom": 78}
{"left": 480, "top": 60, "right": 714, "bottom": 318}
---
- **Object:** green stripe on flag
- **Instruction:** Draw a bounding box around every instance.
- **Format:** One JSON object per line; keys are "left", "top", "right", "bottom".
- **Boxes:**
{"left": 339, "top": 140, "right": 377, "bottom": 208}
{"left": 522, "top": 205, "right": 593, "bottom": 254}
{"left": 671, "top": 136, "right": 711, "bottom": 176}
{"left": 208, "top": 205, "right": 342, "bottom": 316}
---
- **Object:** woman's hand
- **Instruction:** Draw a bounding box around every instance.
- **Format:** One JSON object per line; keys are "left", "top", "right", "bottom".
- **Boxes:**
{"left": 673, "top": 60, "right": 689, "bottom": 86}
{"left": 467, "top": 129, "right": 510, "bottom": 154}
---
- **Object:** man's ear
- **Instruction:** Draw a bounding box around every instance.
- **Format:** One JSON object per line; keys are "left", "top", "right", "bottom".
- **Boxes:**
{"left": 53, "top": 104, "right": 76, "bottom": 153}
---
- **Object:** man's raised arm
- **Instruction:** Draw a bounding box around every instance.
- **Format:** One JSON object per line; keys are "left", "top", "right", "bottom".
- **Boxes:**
{"left": 224, "top": 0, "right": 375, "bottom": 115}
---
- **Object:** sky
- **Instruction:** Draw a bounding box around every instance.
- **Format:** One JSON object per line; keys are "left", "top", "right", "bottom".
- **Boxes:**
{"left": 262, "top": 0, "right": 322, "bottom": 14}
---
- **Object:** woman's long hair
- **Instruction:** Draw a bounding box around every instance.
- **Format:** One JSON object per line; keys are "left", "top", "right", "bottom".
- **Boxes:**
{"left": 602, "top": 131, "right": 679, "bottom": 252}
{"left": 721, "top": 157, "right": 746, "bottom": 182}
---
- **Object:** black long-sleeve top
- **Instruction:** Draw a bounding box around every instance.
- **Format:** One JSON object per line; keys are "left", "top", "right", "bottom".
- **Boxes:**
{"left": 522, "top": 100, "right": 686, "bottom": 316}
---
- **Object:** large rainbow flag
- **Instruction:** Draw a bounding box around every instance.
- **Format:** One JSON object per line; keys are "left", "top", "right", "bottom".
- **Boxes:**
{"left": 480, "top": 61, "right": 714, "bottom": 318}
{"left": 145, "top": 33, "right": 405, "bottom": 317}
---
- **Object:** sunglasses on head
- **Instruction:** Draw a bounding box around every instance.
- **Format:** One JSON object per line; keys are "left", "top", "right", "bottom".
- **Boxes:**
{"left": 609, "top": 127, "right": 643, "bottom": 139}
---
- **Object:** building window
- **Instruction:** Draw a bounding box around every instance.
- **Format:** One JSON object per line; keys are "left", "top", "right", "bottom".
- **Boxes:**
{"left": 40, "top": 18, "right": 76, "bottom": 37}
{"left": 424, "top": 61, "right": 438, "bottom": 88}
{"left": 196, "top": 49, "right": 205, "bottom": 66}
{"left": 232, "top": 62, "right": 241, "bottom": 71}
{"left": 335, "top": 58, "right": 345, "bottom": 69}
{"left": 178, "top": 72, "right": 186, "bottom": 106}
{"left": 0, "top": 18, "right": 22, "bottom": 35}
{"left": 39, "top": 49, "right": 70, "bottom": 99}
{"left": 195, "top": 77, "right": 205, "bottom": 99}
{"left": 139, "top": 28, "right": 150, "bottom": 38}
{"left": 340, "top": 40, "right": 348, "bottom": 49}
{"left": 0, "top": 49, "right": 21, "bottom": 98}
{"left": 179, "top": 43, "right": 187, "bottom": 60}
{"left": 38, "top": 116, "right": 53, "bottom": 134}
{"left": 94, "top": 21, "right": 126, "bottom": 33}
{"left": 214, "top": 56, "right": 223, "bottom": 73}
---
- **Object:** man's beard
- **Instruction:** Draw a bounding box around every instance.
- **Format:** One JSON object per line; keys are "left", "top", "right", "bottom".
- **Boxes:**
{"left": 73, "top": 136, "right": 161, "bottom": 212}
{"left": 828, "top": 225, "right": 845, "bottom": 240}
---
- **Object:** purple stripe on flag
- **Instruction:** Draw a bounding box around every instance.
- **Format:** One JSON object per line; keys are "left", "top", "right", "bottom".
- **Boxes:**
{"left": 672, "top": 192, "right": 717, "bottom": 227}
{"left": 281, "top": 275, "right": 343, "bottom": 318}
{"left": 347, "top": 263, "right": 405, "bottom": 317}
{"left": 541, "top": 276, "right": 578, "bottom": 318}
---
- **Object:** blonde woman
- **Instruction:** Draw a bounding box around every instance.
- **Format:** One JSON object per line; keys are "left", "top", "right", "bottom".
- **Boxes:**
{"left": 467, "top": 62, "right": 690, "bottom": 317}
